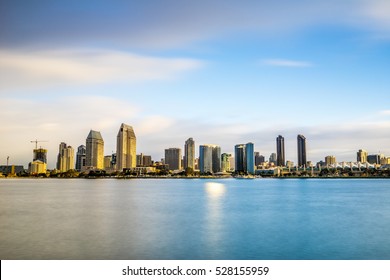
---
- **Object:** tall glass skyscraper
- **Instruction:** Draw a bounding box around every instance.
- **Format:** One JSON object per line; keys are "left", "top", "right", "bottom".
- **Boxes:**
{"left": 75, "top": 145, "right": 86, "bottom": 171}
{"left": 297, "top": 134, "right": 307, "bottom": 167}
{"left": 234, "top": 142, "right": 255, "bottom": 174}
{"left": 184, "top": 138, "right": 195, "bottom": 170}
{"left": 276, "top": 135, "right": 285, "bottom": 167}
{"left": 199, "top": 144, "right": 221, "bottom": 174}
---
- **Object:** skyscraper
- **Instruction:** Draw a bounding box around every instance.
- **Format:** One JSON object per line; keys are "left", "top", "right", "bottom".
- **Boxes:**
{"left": 75, "top": 145, "right": 86, "bottom": 171}
{"left": 276, "top": 135, "right": 285, "bottom": 167}
{"left": 86, "top": 130, "right": 104, "bottom": 169}
{"left": 234, "top": 142, "right": 255, "bottom": 174}
{"left": 246, "top": 143, "right": 255, "bottom": 174}
{"left": 255, "top": 152, "right": 265, "bottom": 166}
{"left": 325, "top": 155, "right": 336, "bottom": 166}
{"left": 56, "top": 142, "right": 74, "bottom": 172}
{"left": 33, "top": 148, "right": 47, "bottom": 163}
{"left": 269, "top": 153, "right": 277, "bottom": 165}
{"left": 297, "top": 134, "right": 307, "bottom": 168}
{"left": 165, "top": 148, "right": 182, "bottom": 170}
{"left": 199, "top": 144, "right": 221, "bottom": 174}
{"left": 235, "top": 144, "right": 246, "bottom": 173}
{"left": 221, "top": 153, "right": 232, "bottom": 172}
{"left": 357, "top": 149, "right": 368, "bottom": 163}
{"left": 184, "top": 138, "right": 195, "bottom": 170}
{"left": 116, "top": 123, "right": 136, "bottom": 171}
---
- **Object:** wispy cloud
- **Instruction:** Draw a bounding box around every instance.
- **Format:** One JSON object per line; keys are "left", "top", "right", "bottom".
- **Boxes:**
{"left": 2, "top": 1, "right": 390, "bottom": 49}
{"left": 262, "top": 59, "right": 313, "bottom": 68}
{"left": 379, "top": 110, "right": 390, "bottom": 116}
{"left": 0, "top": 49, "right": 203, "bottom": 91}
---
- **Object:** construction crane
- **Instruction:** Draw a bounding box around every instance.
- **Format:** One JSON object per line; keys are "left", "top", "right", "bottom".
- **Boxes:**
{"left": 30, "top": 140, "right": 48, "bottom": 149}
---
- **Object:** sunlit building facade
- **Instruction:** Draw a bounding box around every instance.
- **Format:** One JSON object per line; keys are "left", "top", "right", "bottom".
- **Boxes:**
{"left": 116, "top": 123, "right": 136, "bottom": 171}
{"left": 86, "top": 130, "right": 104, "bottom": 169}
{"left": 56, "top": 142, "right": 75, "bottom": 172}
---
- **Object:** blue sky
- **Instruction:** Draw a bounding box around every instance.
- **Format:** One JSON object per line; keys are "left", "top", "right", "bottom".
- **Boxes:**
{"left": 1, "top": 0, "right": 390, "bottom": 168}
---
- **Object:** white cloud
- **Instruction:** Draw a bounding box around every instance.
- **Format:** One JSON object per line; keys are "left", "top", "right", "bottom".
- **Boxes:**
{"left": 379, "top": 110, "right": 390, "bottom": 116}
{"left": 262, "top": 59, "right": 313, "bottom": 68}
{"left": 360, "top": 0, "right": 390, "bottom": 29}
{"left": 0, "top": 49, "right": 203, "bottom": 91}
{"left": 0, "top": 96, "right": 141, "bottom": 167}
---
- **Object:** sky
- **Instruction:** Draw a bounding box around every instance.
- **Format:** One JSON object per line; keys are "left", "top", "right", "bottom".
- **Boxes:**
{"left": 1, "top": 0, "right": 390, "bottom": 169}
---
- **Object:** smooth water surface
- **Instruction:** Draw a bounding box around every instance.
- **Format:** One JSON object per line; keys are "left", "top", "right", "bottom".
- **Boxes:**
{"left": 1, "top": 178, "right": 390, "bottom": 259}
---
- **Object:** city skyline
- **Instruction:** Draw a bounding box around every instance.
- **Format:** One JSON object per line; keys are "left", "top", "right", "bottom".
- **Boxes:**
{"left": 2, "top": 126, "right": 390, "bottom": 170}
{"left": 1, "top": 1, "right": 390, "bottom": 167}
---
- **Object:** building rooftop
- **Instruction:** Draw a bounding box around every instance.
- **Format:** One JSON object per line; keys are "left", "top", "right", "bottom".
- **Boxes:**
{"left": 87, "top": 130, "right": 103, "bottom": 140}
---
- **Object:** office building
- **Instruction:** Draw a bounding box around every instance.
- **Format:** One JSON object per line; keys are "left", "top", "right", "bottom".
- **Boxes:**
{"left": 75, "top": 145, "right": 86, "bottom": 171}
{"left": 255, "top": 152, "right": 265, "bottom": 166}
{"left": 367, "top": 154, "right": 384, "bottom": 165}
{"left": 221, "top": 153, "right": 232, "bottom": 172}
{"left": 184, "top": 138, "right": 195, "bottom": 170}
{"left": 234, "top": 142, "right": 255, "bottom": 174}
{"left": 86, "top": 130, "right": 104, "bottom": 169}
{"left": 116, "top": 123, "right": 136, "bottom": 171}
{"left": 136, "top": 153, "right": 152, "bottom": 167}
{"left": 325, "top": 155, "right": 336, "bottom": 166}
{"left": 276, "top": 135, "right": 285, "bottom": 166}
{"left": 56, "top": 142, "right": 74, "bottom": 172}
{"left": 269, "top": 153, "right": 277, "bottom": 165}
{"left": 297, "top": 134, "right": 307, "bottom": 167}
{"left": 357, "top": 149, "right": 368, "bottom": 163}
{"left": 165, "top": 148, "right": 182, "bottom": 170}
{"left": 199, "top": 144, "right": 221, "bottom": 174}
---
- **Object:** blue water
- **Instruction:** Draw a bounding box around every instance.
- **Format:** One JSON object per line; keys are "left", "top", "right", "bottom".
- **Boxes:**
{"left": 1, "top": 178, "right": 390, "bottom": 260}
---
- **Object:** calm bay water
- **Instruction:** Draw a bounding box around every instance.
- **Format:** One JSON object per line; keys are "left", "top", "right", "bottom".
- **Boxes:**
{"left": 1, "top": 178, "right": 390, "bottom": 260}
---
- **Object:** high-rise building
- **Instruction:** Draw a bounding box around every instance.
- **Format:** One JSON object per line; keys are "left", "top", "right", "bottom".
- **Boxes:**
{"left": 136, "top": 153, "right": 152, "bottom": 167}
{"left": 165, "top": 148, "right": 182, "bottom": 170}
{"left": 234, "top": 142, "right": 255, "bottom": 174}
{"left": 86, "top": 130, "right": 104, "bottom": 169}
{"left": 276, "top": 135, "right": 285, "bottom": 167}
{"left": 325, "top": 155, "right": 336, "bottom": 166}
{"left": 235, "top": 144, "right": 245, "bottom": 172}
{"left": 367, "top": 154, "right": 384, "bottom": 165}
{"left": 269, "top": 153, "right": 277, "bottom": 165}
{"left": 255, "top": 152, "right": 265, "bottom": 166}
{"left": 184, "top": 138, "right": 195, "bottom": 170}
{"left": 143, "top": 155, "right": 152, "bottom": 167}
{"left": 297, "top": 134, "right": 307, "bottom": 168}
{"left": 221, "top": 153, "right": 232, "bottom": 172}
{"left": 212, "top": 145, "right": 221, "bottom": 173}
{"left": 116, "top": 123, "right": 136, "bottom": 171}
{"left": 33, "top": 148, "right": 47, "bottom": 164}
{"left": 357, "top": 149, "right": 368, "bottom": 163}
{"left": 56, "top": 142, "right": 74, "bottom": 172}
{"left": 75, "top": 145, "right": 86, "bottom": 171}
{"left": 199, "top": 144, "right": 221, "bottom": 174}
{"left": 199, "top": 145, "right": 212, "bottom": 173}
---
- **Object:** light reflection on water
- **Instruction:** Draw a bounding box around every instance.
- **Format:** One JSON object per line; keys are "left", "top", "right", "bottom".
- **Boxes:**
{"left": 204, "top": 182, "right": 226, "bottom": 257}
